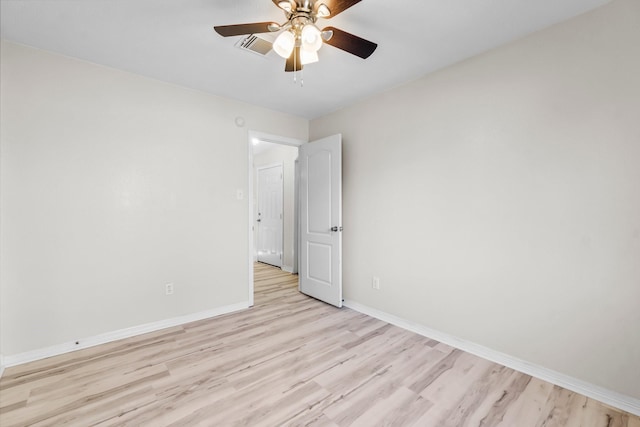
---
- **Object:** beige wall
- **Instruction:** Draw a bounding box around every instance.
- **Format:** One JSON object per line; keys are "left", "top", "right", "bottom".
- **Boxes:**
{"left": 253, "top": 143, "right": 299, "bottom": 271}
{"left": 310, "top": 0, "right": 640, "bottom": 399}
{"left": 0, "top": 40, "right": 308, "bottom": 356}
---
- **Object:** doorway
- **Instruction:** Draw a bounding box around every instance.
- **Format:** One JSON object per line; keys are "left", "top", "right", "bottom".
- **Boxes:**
{"left": 247, "top": 131, "right": 304, "bottom": 306}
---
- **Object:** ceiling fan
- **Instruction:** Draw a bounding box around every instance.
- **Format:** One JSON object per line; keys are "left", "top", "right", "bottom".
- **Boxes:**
{"left": 214, "top": 0, "right": 377, "bottom": 72}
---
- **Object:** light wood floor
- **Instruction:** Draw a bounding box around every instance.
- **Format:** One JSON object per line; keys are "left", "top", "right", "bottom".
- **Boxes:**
{"left": 1, "top": 263, "right": 638, "bottom": 426}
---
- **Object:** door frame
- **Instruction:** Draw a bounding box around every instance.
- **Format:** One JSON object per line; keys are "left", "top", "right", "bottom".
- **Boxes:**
{"left": 247, "top": 130, "right": 305, "bottom": 307}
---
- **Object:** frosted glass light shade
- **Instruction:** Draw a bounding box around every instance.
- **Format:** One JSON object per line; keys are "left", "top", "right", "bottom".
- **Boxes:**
{"left": 301, "top": 24, "right": 322, "bottom": 52}
{"left": 273, "top": 31, "right": 295, "bottom": 59}
{"left": 316, "top": 3, "right": 331, "bottom": 18}
{"left": 300, "top": 49, "right": 319, "bottom": 65}
{"left": 277, "top": 1, "right": 292, "bottom": 12}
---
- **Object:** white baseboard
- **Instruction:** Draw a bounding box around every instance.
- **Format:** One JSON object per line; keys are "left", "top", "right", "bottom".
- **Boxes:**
{"left": 3, "top": 302, "right": 249, "bottom": 368}
{"left": 0, "top": 353, "right": 5, "bottom": 378}
{"left": 343, "top": 299, "right": 640, "bottom": 417}
{"left": 282, "top": 265, "right": 294, "bottom": 273}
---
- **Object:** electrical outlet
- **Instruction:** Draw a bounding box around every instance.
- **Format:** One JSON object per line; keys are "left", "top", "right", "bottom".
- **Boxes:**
{"left": 165, "top": 283, "right": 174, "bottom": 295}
{"left": 372, "top": 276, "right": 380, "bottom": 290}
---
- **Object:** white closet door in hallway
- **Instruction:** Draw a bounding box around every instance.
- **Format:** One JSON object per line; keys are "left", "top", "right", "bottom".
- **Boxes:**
{"left": 256, "top": 163, "right": 283, "bottom": 267}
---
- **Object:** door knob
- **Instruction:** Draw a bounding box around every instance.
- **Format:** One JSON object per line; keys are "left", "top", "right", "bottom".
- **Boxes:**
{"left": 257, "top": 219, "right": 261, "bottom": 222}
{"left": 330, "top": 226, "right": 343, "bottom": 232}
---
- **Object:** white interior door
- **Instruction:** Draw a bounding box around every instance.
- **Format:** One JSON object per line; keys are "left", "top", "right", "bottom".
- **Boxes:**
{"left": 257, "top": 164, "right": 283, "bottom": 267}
{"left": 299, "top": 134, "right": 342, "bottom": 307}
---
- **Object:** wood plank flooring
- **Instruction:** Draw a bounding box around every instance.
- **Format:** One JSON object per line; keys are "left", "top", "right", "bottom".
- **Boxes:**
{"left": 1, "top": 263, "right": 638, "bottom": 426}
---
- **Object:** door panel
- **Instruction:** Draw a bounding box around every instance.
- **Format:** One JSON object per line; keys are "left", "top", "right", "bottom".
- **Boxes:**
{"left": 307, "top": 150, "right": 332, "bottom": 234}
{"left": 257, "top": 164, "right": 283, "bottom": 267}
{"left": 299, "top": 134, "right": 342, "bottom": 307}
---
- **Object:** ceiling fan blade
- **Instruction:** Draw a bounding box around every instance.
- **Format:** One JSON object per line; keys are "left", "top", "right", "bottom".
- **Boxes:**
{"left": 285, "top": 47, "right": 303, "bottom": 72}
{"left": 322, "top": 26, "right": 377, "bottom": 59}
{"left": 214, "top": 22, "right": 277, "bottom": 37}
{"left": 317, "top": 0, "right": 362, "bottom": 18}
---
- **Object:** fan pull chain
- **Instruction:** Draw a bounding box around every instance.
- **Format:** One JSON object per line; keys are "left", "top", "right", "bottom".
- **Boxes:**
{"left": 294, "top": 70, "right": 304, "bottom": 87}
{"left": 292, "top": 47, "right": 303, "bottom": 87}
{"left": 297, "top": 47, "right": 303, "bottom": 87}
{"left": 293, "top": 48, "right": 297, "bottom": 84}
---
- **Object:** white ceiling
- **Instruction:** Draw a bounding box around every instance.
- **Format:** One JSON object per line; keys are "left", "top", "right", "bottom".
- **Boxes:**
{"left": 0, "top": 0, "right": 610, "bottom": 119}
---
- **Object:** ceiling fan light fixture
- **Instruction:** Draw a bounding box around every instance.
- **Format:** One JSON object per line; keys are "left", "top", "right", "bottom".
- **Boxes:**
{"left": 316, "top": 3, "right": 331, "bottom": 18}
{"left": 300, "top": 48, "right": 319, "bottom": 65}
{"left": 277, "top": 1, "right": 292, "bottom": 12}
{"left": 301, "top": 24, "right": 322, "bottom": 52}
{"left": 273, "top": 30, "right": 295, "bottom": 58}
{"left": 213, "top": 0, "right": 378, "bottom": 75}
